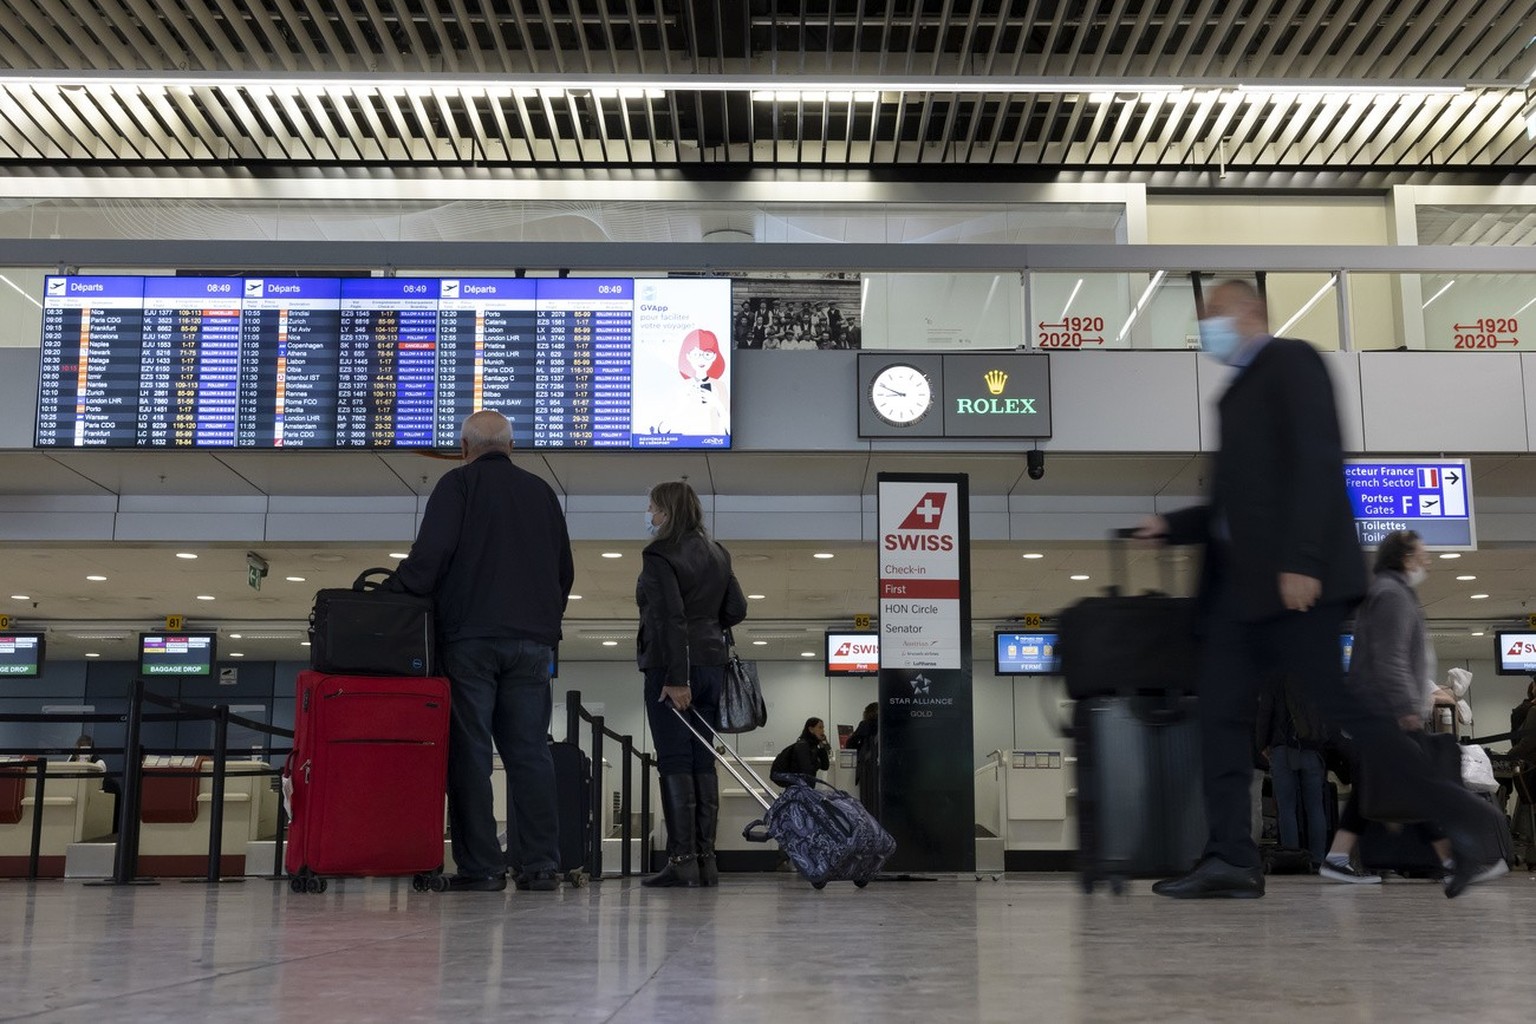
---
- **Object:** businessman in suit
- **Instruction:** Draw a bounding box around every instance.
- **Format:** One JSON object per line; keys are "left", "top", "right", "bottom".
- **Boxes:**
{"left": 1137, "top": 279, "right": 1499, "bottom": 899}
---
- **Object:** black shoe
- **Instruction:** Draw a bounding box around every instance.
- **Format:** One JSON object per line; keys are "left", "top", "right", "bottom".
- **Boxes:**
{"left": 514, "top": 870, "right": 561, "bottom": 892}
{"left": 1151, "top": 858, "right": 1265, "bottom": 899}
{"left": 443, "top": 873, "right": 507, "bottom": 893}
{"left": 641, "top": 856, "right": 700, "bottom": 888}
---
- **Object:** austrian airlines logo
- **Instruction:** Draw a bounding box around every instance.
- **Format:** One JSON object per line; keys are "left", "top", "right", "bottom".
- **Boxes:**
{"left": 898, "top": 492, "right": 948, "bottom": 530}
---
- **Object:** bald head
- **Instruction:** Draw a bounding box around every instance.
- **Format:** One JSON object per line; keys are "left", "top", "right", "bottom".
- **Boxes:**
{"left": 460, "top": 410, "right": 513, "bottom": 458}
{"left": 1205, "top": 280, "right": 1270, "bottom": 341}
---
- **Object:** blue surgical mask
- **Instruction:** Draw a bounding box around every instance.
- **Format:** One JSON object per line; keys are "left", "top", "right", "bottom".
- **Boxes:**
{"left": 644, "top": 512, "right": 658, "bottom": 536}
{"left": 1198, "top": 316, "right": 1245, "bottom": 365}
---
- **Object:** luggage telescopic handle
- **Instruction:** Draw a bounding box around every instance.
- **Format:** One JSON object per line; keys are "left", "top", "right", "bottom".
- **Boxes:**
{"left": 670, "top": 707, "right": 777, "bottom": 813}
{"left": 351, "top": 567, "right": 398, "bottom": 592}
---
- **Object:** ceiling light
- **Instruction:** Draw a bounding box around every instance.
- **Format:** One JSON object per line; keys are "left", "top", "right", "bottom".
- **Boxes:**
{"left": 1022, "top": 553, "right": 1045, "bottom": 560}
{"left": 752, "top": 640, "right": 768, "bottom": 646}
{"left": 1070, "top": 574, "right": 1091, "bottom": 581}
{"left": 85, "top": 575, "right": 107, "bottom": 582}
{"left": 569, "top": 594, "right": 583, "bottom": 600}
{"left": 388, "top": 552, "right": 409, "bottom": 559}
{"left": 1117, "top": 270, "right": 1166, "bottom": 341}
{"left": 1421, "top": 281, "right": 1454, "bottom": 310}
{"left": 1059, "top": 278, "right": 1084, "bottom": 320}
{"left": 601, "top": 552, "right": 623, "bottom": 559}
{"left": 1275, "top": 275, "right": 1337, "bottom": 336}
{"left": 229, "top": 633, "right": 242, "bottom": 639}
{"left": 9, "top": 594, "right": 29, "bottom": 600}
{"left": 175, "top": 552, "right": 198, "bottom": 560}
{"left": 1470, "top": 593, "right": 1490, "bottom": 600}
{"left": 747, "top": 594, "right": 766, "bottom": 600}
{"left": 813, "top": 552, "right": 835, "bottom": 559}
{"left": 285, "top": 576, "right": 306, "bottom": 582}
{"left": 300, "top": 641, "right": 311, "bottom": 647}
{"left": 1235, "top": 83, "right": 1465, "bottom": 96}
{"left": 1456, "top": 575, "right": 1477, "bottom": 581}
{"left": 601, "top": 640, "right": 618, "bottom": 647}
{"left": 196, "top": 594, "right": 216, "bottom": 601}
{"left": 230, "top": 652, "right": 245, "bottom": 658}
{"left": 800, "top": 651, "right": 816, "bottom": 658}
{"left": 311, "top": 554, "right": 346, "bottom": 563}
{"left": 1438, "top": 553, "right": 1461, "bottom": 559}
{"left": 85, "top": 652, "right": 99, "bottom": 658}
{"left": 1471, "top": 631, "right": 1485, "bottom": 637}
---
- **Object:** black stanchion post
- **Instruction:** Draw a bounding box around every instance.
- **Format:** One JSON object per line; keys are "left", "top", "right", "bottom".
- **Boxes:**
{"left": 619, "top": 735, "right": 634, "bottom": 877}
{"left": 565, "top": 690, "right": 580, "bottom": 746}
{"left": 27, "top": 758, "right": 47, "bottom": 880}
{"left": 199, "top": 705, "right": 231, "bottom": 883}
{"left": 589, "top": 716, "right": 604, "bottom": 879}
{"left": 95, "top": 678, "right": 156, "bottom": 886}
{"left": 271, "top": 780, "right": 288, "bottom": 879}
{"left": 640, "top": 757, "right": 652, "bottom": 875}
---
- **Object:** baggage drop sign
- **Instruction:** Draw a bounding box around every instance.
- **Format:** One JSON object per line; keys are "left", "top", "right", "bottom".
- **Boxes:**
{"left": 1345, "top": 458, "right": 1474, "bottom": 550}
{"left": 877, "top": 478, "right": 963, "bottom": 670}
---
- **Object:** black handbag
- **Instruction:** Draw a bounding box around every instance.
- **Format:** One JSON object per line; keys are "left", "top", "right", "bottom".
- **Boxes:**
{"left": 717, "top": 632, "right": 767, "bottom": 734}
{"left": 309, "top": 568, "right": 435, "bottom": 677}
{"left": 1357, "top": 730, "right": 1461, "bottom": 824}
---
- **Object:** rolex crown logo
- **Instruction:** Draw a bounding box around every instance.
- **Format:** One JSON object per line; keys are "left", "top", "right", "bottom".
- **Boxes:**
{"left": 983, "top": 369, "right": 1008, "bottom": 395}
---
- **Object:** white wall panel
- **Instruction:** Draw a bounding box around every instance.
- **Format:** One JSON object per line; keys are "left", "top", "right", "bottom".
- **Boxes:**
{"left": 1361, "top": 352, "right": 1526, "bottom": 452}
{"left": 1046, "top": 351, "right": 1201, "bottom": 451}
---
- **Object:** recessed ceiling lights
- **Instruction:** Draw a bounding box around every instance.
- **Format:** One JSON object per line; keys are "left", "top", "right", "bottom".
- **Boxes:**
{"left": 601, "top": 640, "right": 618, "bottom": 647}
{"left": 300, "top": 641, "right": 311, "bottom": 647}
{"left": 229, "top": 652, "right": 245, "bottom": 658}
{"left": 568, "top": 594, "right": 583, "bottom": 600}
{"left": 752, "top": 640, "right": 768, "bottom": 646}
{"left": 311, "top": 554, "right": 346, "bottom": 563}
{"left": 285, "top": 576, "right": 306, "bottom": 582}
{"left": 747, "top": 594, "right": 766, "bottom": 600}
{"left": 229, "top": 633, "right": 243, "bottom": 639}
{"left": 1438, "top": 553, "right": 1461, "bottom": 559}
{"left": 388, "top": 552, "right": 409, "bottom": 560}
{"left": 1070, "top": 574, "right": 1091, "bottom": 581}
{"left": 1456, "top": 575, "right": 1477, "bottom": 581}
{"left": 800, "top": 651, "right": 816, "bottom": 657}
{"left": 1470, "top": 593, "right": 1489, "bottom": 600}
{"left": 813, "top": 552, "right": 835, "bottom": 559}
{"left": 196, "top": 594, "right": 216, "bottom": 601}
{"left": 9, "top": 594, "right": 29, "bottom": 600}
{"left": 175, "top": 552, "right": 198, "bottom": 560}
{"left": 601, "top": 552, "right": 623, "bottom": 559}
{"left": 85, "top": 575, "right": 107, "bottom": 582}
{"left": 1471, "top": 631, "right": 1485, "bottom": 637}
{"left": 85, "top": 652, "right": 99, "bottom": 658}
{"left": 1022, "top": 553, "right": 1045, "bottom": 559}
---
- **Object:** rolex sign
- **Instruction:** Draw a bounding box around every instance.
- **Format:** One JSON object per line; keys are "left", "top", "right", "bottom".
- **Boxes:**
{"left": 941, "top": 353, "right": 1052, "bottom": 438}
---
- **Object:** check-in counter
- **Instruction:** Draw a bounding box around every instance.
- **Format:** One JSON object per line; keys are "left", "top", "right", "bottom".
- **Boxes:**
{"left": 975, "top": 749, "right": 1077, "bottom": 870}
{"left": 135, "top": 756, "right": 272, "bottom": 876}
{"left": 0, "top": 758, "right": 115, "bottom": 877}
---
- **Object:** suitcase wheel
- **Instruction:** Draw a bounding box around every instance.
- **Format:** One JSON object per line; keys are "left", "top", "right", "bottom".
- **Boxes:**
{"left": 412, "top": 874, "right": 430, "bottom": 892}
{"left": 854, "top": 879, "right": 869, "bottom": 889}
{"left": 289, "top": 876, "right": 306, "bottom": 895}
{"left": 811, "top": 880, "right": 827, "bottom": 890}
{"left": 306, "top": 876, "right": 328, "bottom": 894}
{"left": 430, "top": 874, "right": 449, "bottom": 893}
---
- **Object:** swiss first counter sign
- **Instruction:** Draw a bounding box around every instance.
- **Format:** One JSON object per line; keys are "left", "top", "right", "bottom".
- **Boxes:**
{"left": 878, "top": 480, "right": 963, "bottom": 670}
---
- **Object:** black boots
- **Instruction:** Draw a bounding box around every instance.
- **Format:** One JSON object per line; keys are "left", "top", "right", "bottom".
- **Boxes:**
{"left": 642, "top": 774, "right": 699, "bottom": 888}
{"left": 694, "top": 773, "right": 720, "bottom": 887}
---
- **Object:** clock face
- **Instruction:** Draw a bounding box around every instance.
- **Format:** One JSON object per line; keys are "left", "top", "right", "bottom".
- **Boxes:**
{"left": 869, "top": 364, "right": 933, "bottom": 426}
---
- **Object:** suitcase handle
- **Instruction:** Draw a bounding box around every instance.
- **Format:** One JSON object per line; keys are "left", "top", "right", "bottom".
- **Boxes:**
{"left": 671, "top": 707, "right": 778, "bottom": 813}
{"left": 352, "top": 567, "right": 399, "bottom": 591}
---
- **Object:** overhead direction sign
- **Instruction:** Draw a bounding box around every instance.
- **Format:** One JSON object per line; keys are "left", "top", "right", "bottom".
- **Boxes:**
{"left": 1345, "top": 458, "right": 1473, "bottom": 549}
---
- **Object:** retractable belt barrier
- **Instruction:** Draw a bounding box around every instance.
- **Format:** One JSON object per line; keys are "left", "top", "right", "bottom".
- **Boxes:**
{"left": 564, "top": 689, "right": 656, "bottom": 880}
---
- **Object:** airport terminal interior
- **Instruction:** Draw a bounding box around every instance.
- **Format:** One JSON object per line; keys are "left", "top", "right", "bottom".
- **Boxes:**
{"left": 3, "top": 2, "right": 1536, "bottom": 1021}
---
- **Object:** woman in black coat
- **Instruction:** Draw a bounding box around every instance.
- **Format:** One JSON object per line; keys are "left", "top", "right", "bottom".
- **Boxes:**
{"left": 636, "top": 480, "right": 748, "bottom": 888}
{"left": 771, "top": 718, "right": 831, "bottom": 782}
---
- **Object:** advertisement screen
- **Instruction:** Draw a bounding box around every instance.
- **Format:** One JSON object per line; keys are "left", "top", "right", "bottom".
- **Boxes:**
{"left": 994, "top": 632, "right": 1059, "bottom": 676}
{"left": 825, "top": 631, "right": 879, "bottom": 677}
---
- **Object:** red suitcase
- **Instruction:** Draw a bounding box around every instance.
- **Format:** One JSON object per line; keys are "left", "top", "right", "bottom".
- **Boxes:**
{"left": 284, "top": 670, "right": 451, "bottom": 893}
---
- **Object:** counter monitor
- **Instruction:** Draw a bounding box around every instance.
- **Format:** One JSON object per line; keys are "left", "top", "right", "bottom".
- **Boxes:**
{"left": 139, "top": 632, "right": 217, "bottom": 677}
{"left": 994, "top": 631, "right": 1059, "bottom": 676}
{"left": 0, "top": 633, "right": 45, "bottom": 677}
{"left": 825, "top": 631, "right": 879, "bottom": 677}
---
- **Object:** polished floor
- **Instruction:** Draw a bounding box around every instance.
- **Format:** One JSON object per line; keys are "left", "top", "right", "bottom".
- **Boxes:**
{"left": 3, "top": 872, "right": 1535, "bottom": 1023}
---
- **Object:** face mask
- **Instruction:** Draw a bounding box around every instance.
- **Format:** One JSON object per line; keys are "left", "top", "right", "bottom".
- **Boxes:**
{"left": 1198, "top": 316, "right": 1245, "bottom": 365}
{"left": 644, "top": 512, "right": 658, "bottom": 536}
{"left": 1406, "top": 566, "right": 1427, "bottom": 587}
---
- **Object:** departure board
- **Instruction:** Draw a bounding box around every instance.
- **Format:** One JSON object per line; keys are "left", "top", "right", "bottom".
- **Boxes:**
{"left": 33, "top": 275, "right": 732, "bottom": 450}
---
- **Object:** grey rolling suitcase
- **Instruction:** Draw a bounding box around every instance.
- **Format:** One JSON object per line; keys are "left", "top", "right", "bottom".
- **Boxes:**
{"left": 673, "top": 709, "right": 894, "bottom": 889}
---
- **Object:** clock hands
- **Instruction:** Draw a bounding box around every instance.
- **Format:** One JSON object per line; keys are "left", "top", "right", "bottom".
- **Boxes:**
{"left": 876, "top": 384, "right": 907, "bottom": 398}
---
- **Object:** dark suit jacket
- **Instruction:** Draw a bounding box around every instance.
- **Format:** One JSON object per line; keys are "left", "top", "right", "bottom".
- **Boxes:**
{"left": 1165, "top": 338, "right": 1367, "bottom": 622}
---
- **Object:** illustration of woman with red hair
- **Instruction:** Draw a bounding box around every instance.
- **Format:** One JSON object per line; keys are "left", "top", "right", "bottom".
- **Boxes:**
{"left": 676, "top": 328, "right": 729, "bottom": 438}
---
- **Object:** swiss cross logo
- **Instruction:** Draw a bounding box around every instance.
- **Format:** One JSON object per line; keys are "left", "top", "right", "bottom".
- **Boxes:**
{"left": 835, "top": 642, "right": 852, "bottom": 657}
{"left": 898, "top": 492, "right": 948, "bottom": 530}
{"left": 1510, "top": 640, "right": 1530, "bottom": 657}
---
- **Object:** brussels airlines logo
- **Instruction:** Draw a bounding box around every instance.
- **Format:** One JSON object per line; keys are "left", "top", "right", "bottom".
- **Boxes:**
{"left": 885, "top": 492, "right": 955, "bottom": 551}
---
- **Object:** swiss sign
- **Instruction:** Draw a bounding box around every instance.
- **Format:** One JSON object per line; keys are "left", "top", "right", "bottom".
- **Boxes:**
{"left": 898, "top": 492, "right": 948, "bottom": 530}
{"left": 878, "top": 478, "right": 963, "bottom": 670}
{"left": 1345, "top": 458, "right": 1474, "bottom": 549}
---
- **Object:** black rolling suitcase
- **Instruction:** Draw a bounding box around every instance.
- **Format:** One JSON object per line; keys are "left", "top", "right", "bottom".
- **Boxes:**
{"left": 674, "top": 709, "right": 894, "bottom": 889}
{"left": 1060, "top": 531, "right": 1204, "bottom": 892}
{"left": 549, "top": 740, "right": 594, "bottom": 886}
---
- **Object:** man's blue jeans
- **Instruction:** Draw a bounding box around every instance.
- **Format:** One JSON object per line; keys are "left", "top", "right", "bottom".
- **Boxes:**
{"left": 1270, "top": 746, "right": 1330, "bottom": 862}
{"left": 442, "top": 637, "right": 559, "bottom": 879}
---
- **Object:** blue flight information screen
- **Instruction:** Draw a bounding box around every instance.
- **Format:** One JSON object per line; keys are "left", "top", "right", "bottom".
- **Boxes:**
{"left": 34, "top": 275, "right": 732, "bottom": 450}
{"left": 995, "top": 632, "right": 1060, "bottom": 675}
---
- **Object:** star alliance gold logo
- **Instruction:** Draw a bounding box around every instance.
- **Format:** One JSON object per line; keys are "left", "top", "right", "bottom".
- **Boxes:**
{"left": 983, "top": 369, "right": 1008, "bottom": 395}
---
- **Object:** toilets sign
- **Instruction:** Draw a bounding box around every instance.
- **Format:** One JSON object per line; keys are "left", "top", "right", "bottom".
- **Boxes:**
{"left": 1345, "top": 458, "right": 1474, "bottom": 549}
